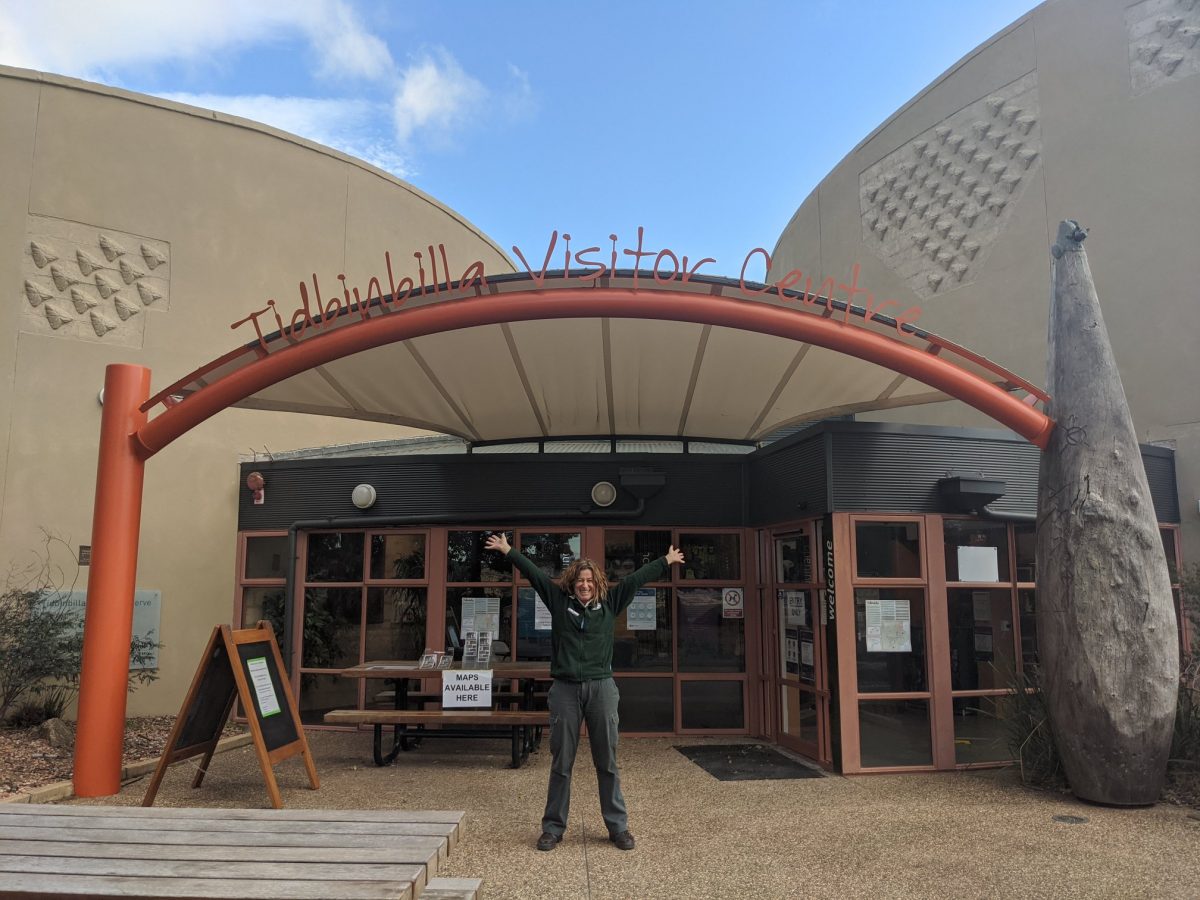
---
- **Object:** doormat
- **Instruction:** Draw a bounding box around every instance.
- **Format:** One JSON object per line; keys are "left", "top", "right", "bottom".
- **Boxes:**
{"left": 675, "top": 743, "right": 824, "bottom": 781}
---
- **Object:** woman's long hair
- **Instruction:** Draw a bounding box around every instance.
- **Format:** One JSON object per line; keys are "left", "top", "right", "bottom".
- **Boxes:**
{"left": 556, "top": 559, "right": 610, "bottom": 599}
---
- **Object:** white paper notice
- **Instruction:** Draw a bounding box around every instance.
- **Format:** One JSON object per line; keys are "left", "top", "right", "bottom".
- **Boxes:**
{"left": 800, "top": 641, "right": 814, "bottom": 666}
{"left": 972, "top": 591, "right": 992, "bottom": 622}
{"left": 974, "top": 632, "right": 994, "bottom": 653}
{"left": 864, "top": 597, "right": 912, "bottom": 652}
{"left": 534, "top": 592, "right": 553, "bottom": 631}
{"left": 245, "top": 656, "right": 281, "bottom": 717}
{"left": 958, "top": 546, "right": 1000, "bottom": 583}
{"left": 627, "top": 589, "right": 657, "bottom": 631}
{"left": 722, "top": 588, "right": 744, "bottom": 619}
{"left": 783, "top": 590, "right": 807, "bottom": 626}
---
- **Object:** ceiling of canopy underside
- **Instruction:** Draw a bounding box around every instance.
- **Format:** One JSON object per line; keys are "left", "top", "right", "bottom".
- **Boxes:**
{"left": 153, "top": 272, "right": 1043, "bottom": 445}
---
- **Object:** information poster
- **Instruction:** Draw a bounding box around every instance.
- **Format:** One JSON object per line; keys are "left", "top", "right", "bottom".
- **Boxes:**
{"left": 864, "top": 596, "right": 912, "bottom": 653}
{"left": 462, "top": 596, "right": 500, "bottom": 638}
{"left": 533, "top": 591, "right": 553, "bottom": 631}
{"left": 627, "top": 588, "right": 657, "bottom": 630}
{"left": 784, "top": 626, "right": 799, "bottom": 676}
{"left": 245, "top": 656, "right": 281, "bottom": 717}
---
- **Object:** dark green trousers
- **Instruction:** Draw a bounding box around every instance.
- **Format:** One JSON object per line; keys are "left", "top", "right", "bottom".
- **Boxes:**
{"left": 542, "top": 677, "right": 627, "bottom": 837}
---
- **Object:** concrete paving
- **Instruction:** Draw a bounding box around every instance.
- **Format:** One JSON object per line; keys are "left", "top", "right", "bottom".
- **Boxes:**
{"left": 71, "top": 731, "right": 1200, "bottom": 899}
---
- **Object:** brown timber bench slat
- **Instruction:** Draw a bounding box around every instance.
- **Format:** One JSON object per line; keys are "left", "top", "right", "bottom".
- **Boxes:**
{"left": 0, "top": 803, "right": 474, "bottom": 899}
{"left": 325, "top": 708, "right": 550, "bottom": 768}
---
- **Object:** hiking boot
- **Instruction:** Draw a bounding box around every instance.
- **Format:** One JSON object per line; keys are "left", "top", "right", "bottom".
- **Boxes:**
{"left": 610, "top": 830, "right": 636, "bottom": 851}
{"left": 536, "top": 831, "right": 562, "bottom": 851}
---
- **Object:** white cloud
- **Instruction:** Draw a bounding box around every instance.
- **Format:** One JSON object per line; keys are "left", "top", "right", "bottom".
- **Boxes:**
{"left": 0, "top": 0, "right": 392, "bottom": 82}
{"left": 0, "top": 2, "right": 533, "bottom": 172}
{"left": 391, "top": 49, "right": 485, "bottom": 144}
{"left": 159, "top": 92, "right": 410, "bottom": 177}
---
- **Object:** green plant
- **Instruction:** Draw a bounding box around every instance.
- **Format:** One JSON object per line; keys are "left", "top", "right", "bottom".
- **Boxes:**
{"left": 1004, "top": 663, "right": 1067, "bottom": 791}
{"left": 0, "top": 532, "right": 161, "bottom": 726}
{"left": 260, "top": 589, "right": 342, "bottom": 687}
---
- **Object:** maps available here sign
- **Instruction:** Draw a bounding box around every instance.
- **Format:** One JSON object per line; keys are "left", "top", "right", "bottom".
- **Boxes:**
{"left": 442, "top": 670, "right": 493, "bottom": 708}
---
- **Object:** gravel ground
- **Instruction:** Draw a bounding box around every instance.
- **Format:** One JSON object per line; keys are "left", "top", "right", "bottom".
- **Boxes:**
{"left": 0, "top": 716, "right": 242, "bottom": 800}
{"left": 65, "top": 730, "right": 1200, "bottom": 900}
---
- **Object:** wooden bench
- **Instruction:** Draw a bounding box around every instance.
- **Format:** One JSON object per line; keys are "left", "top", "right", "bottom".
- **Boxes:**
{"left": 325, "top": 708, "right": 550, "bottom": 769}
{"left": 0, "top": 803, "right": 471, "bottom": 899}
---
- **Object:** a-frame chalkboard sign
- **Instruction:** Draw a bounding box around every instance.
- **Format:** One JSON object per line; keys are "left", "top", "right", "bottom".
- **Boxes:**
{"left": 142, "top": 621, "right": 318, "bottom": 808}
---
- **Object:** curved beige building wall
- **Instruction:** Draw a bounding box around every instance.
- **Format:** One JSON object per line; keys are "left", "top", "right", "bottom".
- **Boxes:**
{"left": 772, "top": 0, "right": 1200, "bottom": 557}
{"left": 0, "top": 65, "right": 515, "bottom": 714}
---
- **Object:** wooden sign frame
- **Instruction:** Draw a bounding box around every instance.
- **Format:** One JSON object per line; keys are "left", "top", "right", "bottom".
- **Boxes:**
{"left": 142, "top": 621, "right": 318, "bottom": 808}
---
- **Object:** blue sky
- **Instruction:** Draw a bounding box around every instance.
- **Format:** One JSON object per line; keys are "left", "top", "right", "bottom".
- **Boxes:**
{"left": 0, "top": 0, "right": 1041, "bottom": 278}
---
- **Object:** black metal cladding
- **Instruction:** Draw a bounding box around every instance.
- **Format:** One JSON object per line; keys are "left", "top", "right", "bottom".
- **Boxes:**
{"left": 829, "top": 427, "right": 1042, "bottom": 516}
{"left": 237, "top": 424, "right": 1181, "bottom": 530}
{"left": 747, "top": 432, "right": 829, "bottom": 524}
{"left": 1142, "top": 445, "right": 1180, "bottom": 523}
{"left": 238, "top": 453, "right": 746, "bottom": 530}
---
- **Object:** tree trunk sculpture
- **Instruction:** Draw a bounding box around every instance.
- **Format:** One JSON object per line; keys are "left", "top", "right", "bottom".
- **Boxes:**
{"left": 1036, "top": 220, "right": 1178, "bottom": 805}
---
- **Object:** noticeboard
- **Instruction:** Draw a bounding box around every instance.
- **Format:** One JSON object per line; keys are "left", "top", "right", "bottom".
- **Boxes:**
{"left": 142, "top": 622, "right": 318, "bottom": 809}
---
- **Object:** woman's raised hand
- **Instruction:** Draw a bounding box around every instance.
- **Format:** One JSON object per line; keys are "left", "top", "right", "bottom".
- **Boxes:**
{"left": 666, "top": 545, "right": 685, "bottom": 566}
{"left": 485, "top": 533, "right": 511, "bottom": 555}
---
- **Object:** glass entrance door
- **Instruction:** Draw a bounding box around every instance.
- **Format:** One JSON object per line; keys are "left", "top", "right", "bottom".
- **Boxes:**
{"left": 771, "top": 524, "right": 828, "bottom": 762}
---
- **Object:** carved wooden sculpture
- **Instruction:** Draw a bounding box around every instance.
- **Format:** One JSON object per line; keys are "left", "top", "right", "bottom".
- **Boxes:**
{"left": 1036, "top": 220, "right": 1178, "bottom": 805}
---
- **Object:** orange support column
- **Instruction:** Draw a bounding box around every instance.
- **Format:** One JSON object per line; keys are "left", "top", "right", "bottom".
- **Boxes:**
{"left": 73, "top": 364, "right": 152, "bottom": 797}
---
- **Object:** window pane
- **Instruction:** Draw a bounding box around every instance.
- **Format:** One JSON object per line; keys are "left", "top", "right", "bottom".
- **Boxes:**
{"left": 301, "top": 587, "right": 361, "bottom": 669}
{"left": 943, "top": 520, "right": 1010, "bottom": 582}
{"left": 855, "top": 523, "right": 921, "bottom": 578}
{"left": 604, "top": 530, "right": 671, "bottom": 581}
{"left": 781, "top": 686, "right": 818, "bottom": 744}
{"left": 775, "top": 533, "right": 814, "bottom": 584}
{"left": 366, "top": 587, "right": 427, "bottom": 660}
{"left": 953, "top": 695, "right": 1013, "bottom": 765}
{"left": 854, "top": 588, "right": 927, "bottom": 692}
{"left": 447, "top": 530, "right": 511, "bottom": 583}
{"left": 240, "top": 587, "right": 284, "bottom": 630}
{"left": 677, "top": 587, "right": 745, "bottom": 672}
{"left": 369, "top": 534, "right": 426, "bottom": 580}
{"left": 305, "top": 532, "right": 363, "bottom": 582}
{"left": 517, "top": 587, "right": 552, "bottom": 662}
{"left": 1014, "top": 524, "right": 1036, "bottom": 583}
{"left": 780, "top": 590, "right": 815, "bottom": 683}
{"left": 1018, "top": 589, "right": 1038, "bottom": 668}
{"left": 298, "top": 673, "right": 358, "bottom": 726}
{"left": 681, "top": 681, "right": 744, "bottom": 729}
{"left": 858, "top": 699, "right": 932, "bottom": 767}
{"left": 1161, "top": 529, "right": 1179, "bottom": 583}
{"left": 948, "top": 589, "right": 1016, "bottom": 691}
{"left": 680, "top": 533, "right": 741, "bottom": 580}
{"left": 518, "top": 532, "right": 582, "bottom": 578}
{"left": 615, "top": 677, "right": 674, "bottom": 732}
{"left": 614, "top": 588, "right": 673, "bottom": 671}
{"left": 245, "top": 535, "right": 288, "bottom": 579}
{"left": 446, "top": 587, "right": 512, "bottom": 659}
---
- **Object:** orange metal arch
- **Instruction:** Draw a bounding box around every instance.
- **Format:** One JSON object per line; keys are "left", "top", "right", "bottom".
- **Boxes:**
{"left": 134, "top": 288, "right": 1053, "bottom": 457}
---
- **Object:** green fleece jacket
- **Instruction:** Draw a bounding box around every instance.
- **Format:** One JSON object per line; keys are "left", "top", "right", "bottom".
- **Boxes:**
{"left": 506, "top": 548, "right": 667, "bottom": 682}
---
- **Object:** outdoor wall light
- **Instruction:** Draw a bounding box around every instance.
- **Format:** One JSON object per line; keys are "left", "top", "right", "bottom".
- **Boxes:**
{"left": 351, "top": 483, "right": 377, "bottom": 509}
{"left": 591, "top": 481, "right": 617, "bottom": 507}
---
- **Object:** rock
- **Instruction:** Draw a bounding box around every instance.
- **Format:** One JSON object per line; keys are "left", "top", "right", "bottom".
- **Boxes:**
{"left": 35, "top": 717, "right": 74, "bottom": 752}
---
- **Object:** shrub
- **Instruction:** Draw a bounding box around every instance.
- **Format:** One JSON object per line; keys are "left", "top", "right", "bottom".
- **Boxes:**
{"left": 1005, "top": 663, "right": 1067, "bottom": 791}
{"left": 0, "top": 533, "right": 161, "bottom": 726}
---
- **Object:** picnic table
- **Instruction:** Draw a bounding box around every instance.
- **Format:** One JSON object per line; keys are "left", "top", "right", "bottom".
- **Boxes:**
{"left": 0, "top": 803, "right": 478, "bottom": 899}
{"left": 330, "top": 660, "right": 551, "bottom": 767}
